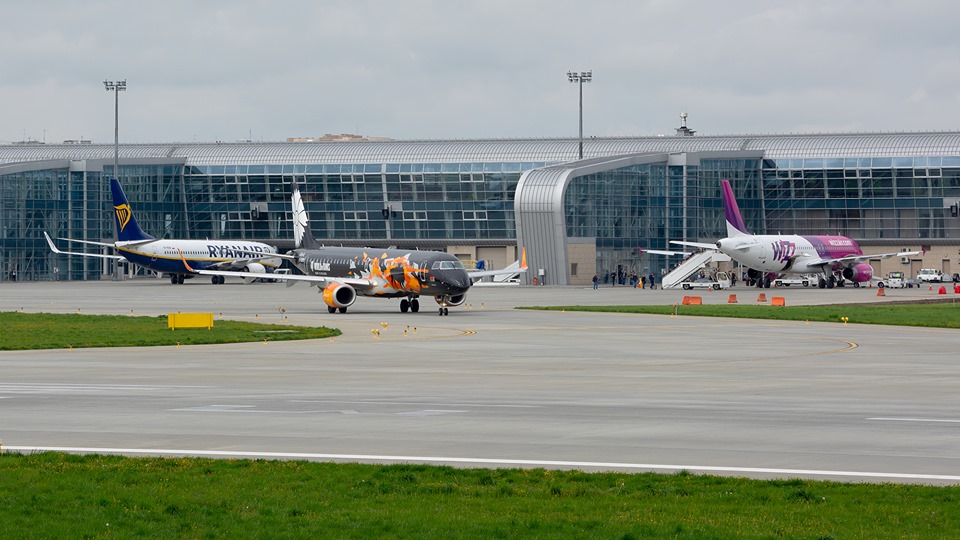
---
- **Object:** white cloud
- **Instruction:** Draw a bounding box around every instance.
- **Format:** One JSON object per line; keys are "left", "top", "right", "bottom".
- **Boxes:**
{"left": 3, "top": 0, "right": 960, "bottom": 144}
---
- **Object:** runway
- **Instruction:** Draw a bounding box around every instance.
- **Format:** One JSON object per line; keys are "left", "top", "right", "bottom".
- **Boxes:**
{"left": 2, "top": 279, "right": 960, "bottom": 484}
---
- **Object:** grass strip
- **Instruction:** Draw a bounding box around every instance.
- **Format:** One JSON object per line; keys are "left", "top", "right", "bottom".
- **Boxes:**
{"left": 1, "top": 452, "right": 957, "bottom": 539}
{"left": 521, "top": 303, "right": 960, "bottom": 328}
{"left": 0, "top": 312, "right": 339, "bottom": 350}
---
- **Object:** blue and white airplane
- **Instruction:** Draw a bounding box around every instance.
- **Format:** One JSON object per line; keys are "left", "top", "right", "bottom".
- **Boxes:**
{"left": 44, "top": 178, "right": 281, "bottom": 284}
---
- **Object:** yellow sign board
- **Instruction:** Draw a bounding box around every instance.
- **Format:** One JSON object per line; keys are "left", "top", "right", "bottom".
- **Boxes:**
{"left": 168, "top": 312, "right": 214, "bottom": 330}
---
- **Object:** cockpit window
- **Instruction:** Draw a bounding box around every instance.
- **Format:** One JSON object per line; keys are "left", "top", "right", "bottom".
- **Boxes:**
{"left": 431, "top": 260, "right": 466, "bottom": 270}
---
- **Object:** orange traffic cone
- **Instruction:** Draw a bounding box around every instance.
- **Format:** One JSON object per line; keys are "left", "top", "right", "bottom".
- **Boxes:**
{"left": 877, "top": 287, "right": 886, "bottom": 297}
{"left": 757, "top": 293, "right": 767, "bottom": 303}
{"left": 939, "top": 286, "right": 947, "bottom": 295}
{"left": 728, "top": 294, "right": 738, "bottom": 303}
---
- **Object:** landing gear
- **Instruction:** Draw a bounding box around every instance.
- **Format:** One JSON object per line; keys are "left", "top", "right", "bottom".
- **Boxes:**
{"left": 170, "top": 274, "right": 185, "bottom": 284}
{"left": 211, "top": 275, "right": 225, "bottom": 285}
{"left": 438, "top": 307, "right": 449, "bottom": 316}
{"left": 399, "top": 298, "right": 420, "bottom": 313}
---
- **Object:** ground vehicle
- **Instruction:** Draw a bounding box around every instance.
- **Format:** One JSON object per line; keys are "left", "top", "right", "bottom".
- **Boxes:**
{"left": 774, "top": 274, "right": 813, "bottom": 287}
{"left": 877, "top": 271, "right": 906, "bottom": 288}
{"left": 680, "top": 271, "right": 730, "bottom": 290}
{"left": 916, "top": 268, "right": 946, "bottom": 283}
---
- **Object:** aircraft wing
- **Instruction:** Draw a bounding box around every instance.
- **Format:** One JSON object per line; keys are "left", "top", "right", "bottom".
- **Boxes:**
{"left": 820, "top": 250, "right": 921, "bottom": 268}
{"left": 468, "top": 248, "right": 528, "bottom": 279}
{"left": 178, "top": 250, "right": 372, "bottom": 288}
{"left": 44, "top": 232, "right": 126, "bottom": 261}
{"left": 640, "top": 247, "right": 691, "bottom": 256}
{"left": 670, "top": 240, "right": 719, "bottom": 250}
{"left": 208, "top": 257, "right": 282, "bottom": 271}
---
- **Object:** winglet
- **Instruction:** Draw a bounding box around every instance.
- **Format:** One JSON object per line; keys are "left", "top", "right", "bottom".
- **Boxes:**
{"left": 43, "top": 231, "right": 63, "bottom": 254}
{"left": 177, "top": 249, "right": 196, "bottom": 273}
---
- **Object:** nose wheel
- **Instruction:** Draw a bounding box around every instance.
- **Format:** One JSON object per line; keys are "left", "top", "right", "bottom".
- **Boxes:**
{"left": 438, "top": 307, "right": 449, "bottom": 316}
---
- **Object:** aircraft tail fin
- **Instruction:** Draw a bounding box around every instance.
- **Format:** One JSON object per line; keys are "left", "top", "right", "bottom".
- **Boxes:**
{"left": 110, "top": 178, "right": 155, "bottom": 242}
{"left": 720, "top": 179, "right": 750, "bottom": 237}
{"left": 291, "top": 182, "right": 320, "bottom": 249}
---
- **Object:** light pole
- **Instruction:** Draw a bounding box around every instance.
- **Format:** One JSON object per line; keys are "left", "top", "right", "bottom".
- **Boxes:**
{"left": 567, "top": 70, "right": 591, "bottom": 160}
{"left": 103, "top": 80, "right": 126, "bottom": 180}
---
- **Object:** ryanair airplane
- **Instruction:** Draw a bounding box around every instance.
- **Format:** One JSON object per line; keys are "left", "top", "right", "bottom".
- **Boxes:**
{"left": 181, "top": 183, "right": 527, "bottom": 315}
{"left": 45, "top": 178, "right": 281, "bottom": 284}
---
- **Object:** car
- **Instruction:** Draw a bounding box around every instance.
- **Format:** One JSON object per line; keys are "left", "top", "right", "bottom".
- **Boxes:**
{"left": 680, "top": 271, "right": 731, "bottom": 290}
{"left": 916, "top": 268, "right": 946, "bottom": 283}
{"left": 774, "top": 275, "right": 813, "bottom": 287}
{"left": 877, "top": 271, "right": 906, "bottom": 288}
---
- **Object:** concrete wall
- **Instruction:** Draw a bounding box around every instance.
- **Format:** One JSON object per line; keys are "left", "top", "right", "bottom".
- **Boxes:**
{"left": 566, "top": 239, "right": 597, "bottom": 286}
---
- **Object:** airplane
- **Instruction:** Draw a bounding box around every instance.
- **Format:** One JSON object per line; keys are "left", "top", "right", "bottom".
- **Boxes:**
{"left": 44, "top": 178, "right": 282, "bottom": 285}
{"left": 180, "top": 183, "right": 528, "bottom": 315}
{"left": 671, "top": 179, "right": 919, "bottom": 289}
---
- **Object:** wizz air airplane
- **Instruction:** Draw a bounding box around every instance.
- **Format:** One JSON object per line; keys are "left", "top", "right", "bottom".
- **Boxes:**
{"left": 181, "top": 183, "right": 527, "bottom": 315}
{"left": 44, "top": 178, "right": 281, "bottom": 284}
{"left": 672, "top": 179, "right": 918, "bottom": 289}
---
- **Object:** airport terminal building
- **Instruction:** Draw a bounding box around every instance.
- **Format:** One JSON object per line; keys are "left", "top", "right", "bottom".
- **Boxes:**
{"left": 2, "top": 132, "right": 960, "bottom": 284}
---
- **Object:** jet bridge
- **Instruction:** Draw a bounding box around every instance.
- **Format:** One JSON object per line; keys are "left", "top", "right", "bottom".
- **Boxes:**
{"left": 660, "top": 251, "right": 731, "bottom": 289}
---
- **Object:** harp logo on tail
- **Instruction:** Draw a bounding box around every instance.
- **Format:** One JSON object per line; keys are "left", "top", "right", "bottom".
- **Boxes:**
{"left": 114, "top": 204, "right": 132, "bottom": 232}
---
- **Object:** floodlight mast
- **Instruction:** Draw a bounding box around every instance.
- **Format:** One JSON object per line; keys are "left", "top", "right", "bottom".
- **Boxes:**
{"left": 567, "top": 70, "right": 592, "bottom": 160}
{"left": 103, "top": 80, "right": 126, "bottom": 180}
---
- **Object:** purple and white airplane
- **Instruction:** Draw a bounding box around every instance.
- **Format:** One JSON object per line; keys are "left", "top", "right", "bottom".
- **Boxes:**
{"left": 673, "top": 180, "right": 918, "bottom": 289}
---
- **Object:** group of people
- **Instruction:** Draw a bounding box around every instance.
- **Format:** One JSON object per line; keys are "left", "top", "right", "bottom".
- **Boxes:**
{"left": 593, "top": 270, "right": 656, "bottom": 290}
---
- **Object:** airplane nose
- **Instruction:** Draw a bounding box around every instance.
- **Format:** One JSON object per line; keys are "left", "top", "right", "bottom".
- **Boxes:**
{"left": 440, "top": 271, "right": 470, "bottom": 291}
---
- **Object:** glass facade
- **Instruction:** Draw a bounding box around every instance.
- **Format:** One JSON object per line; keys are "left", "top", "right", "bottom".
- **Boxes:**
{"left": 3, "top": 135, "right": 960, "bottom": 283}
{"left": 179, "top": 162, "right": 534, "bottom": 244}
{"left": 1, "top": 161, "right": 540, "bottom": 281}
{"left": 559, "top": 155, "right": 960, "bottom": 283}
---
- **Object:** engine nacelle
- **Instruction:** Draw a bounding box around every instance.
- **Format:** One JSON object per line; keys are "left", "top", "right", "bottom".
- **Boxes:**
{"left": 322, "top": 282, "right": 357, "bottom": 309}
{"left": 435, "top": 293, "right": 466, "bottom": 307}
{"left": 246, "top": 262, "right": 266, "bottom": 274}
{"left": 842, "top": 263, "right": 874, "bottom": 283}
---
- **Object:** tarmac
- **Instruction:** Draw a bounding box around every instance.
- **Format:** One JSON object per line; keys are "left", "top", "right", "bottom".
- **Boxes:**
{"left": 2, "top": 278, "right": 959, "bottom": 484}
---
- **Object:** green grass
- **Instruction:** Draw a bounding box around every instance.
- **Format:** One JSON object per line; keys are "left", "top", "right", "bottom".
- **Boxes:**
{"left": 0, "top": 312, "right": 340, "bottom": 350}
{"left": 521, "top": 302, "right": 960, "bottom": 328}
{"left": 1, "top": 452, "right": 957, "bottom": 539}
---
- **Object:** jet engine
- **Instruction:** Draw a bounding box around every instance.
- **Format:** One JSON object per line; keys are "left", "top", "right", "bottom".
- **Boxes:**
{"left": 240, "top": 262, "right": 267, "bottom": 284}
{"left": 842, "top": 263, "right": 874, "bottom": 283}
{"left": 322, "top": 282, "right": 357, "bottom": 309}
{"left": 245, "top": 262, "right": 266, "bottom": 274}
{"left": 435, "top": 293, "right": 466, "bottom": 307}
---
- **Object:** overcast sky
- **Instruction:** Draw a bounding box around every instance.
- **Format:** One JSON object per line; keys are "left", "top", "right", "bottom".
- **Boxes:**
{"left": 4, "top": 1, "right": 960, "bottom": 145}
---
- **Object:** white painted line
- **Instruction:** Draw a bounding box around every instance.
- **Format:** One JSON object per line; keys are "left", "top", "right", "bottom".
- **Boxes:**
{"left": 291, "top": 400, "right": 538, "bottom": 408}
{"left": 4, "top": 446, "right": 959, "bottom": 482}
{"left": 869, "top": 417, "right": 960, "bottom": 424}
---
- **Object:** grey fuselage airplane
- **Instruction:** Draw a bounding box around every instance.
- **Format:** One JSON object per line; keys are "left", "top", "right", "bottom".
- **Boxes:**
{"left": 45, "top": 179, "right": 281, "bottom": 284}
{"left": 182, "top": 184, "right": 527, "bottom": 315}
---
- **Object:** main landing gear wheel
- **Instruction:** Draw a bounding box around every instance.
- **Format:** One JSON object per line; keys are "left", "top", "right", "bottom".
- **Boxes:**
{"left": 400, "top": 298, "right": 421, "bottom": 313}
{"left": 327, "top": 306, "right": 336, "bottom": 314}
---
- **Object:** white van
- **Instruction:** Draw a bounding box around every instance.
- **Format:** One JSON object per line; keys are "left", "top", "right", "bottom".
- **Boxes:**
{"left": 916, "top": 269, "right": 946, "bottom": 283}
